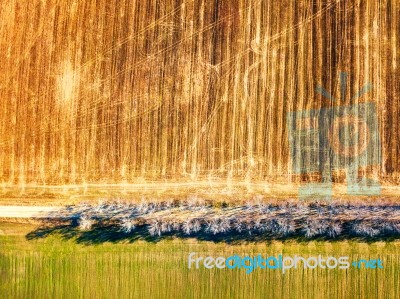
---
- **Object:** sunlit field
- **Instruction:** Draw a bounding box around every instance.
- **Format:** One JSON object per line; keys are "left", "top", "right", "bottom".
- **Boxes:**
{"left": 0, "top": 0, "right": 399, "bottom": 186}
{"left": 0, "top": 223, "right": 399, "bottom": 299}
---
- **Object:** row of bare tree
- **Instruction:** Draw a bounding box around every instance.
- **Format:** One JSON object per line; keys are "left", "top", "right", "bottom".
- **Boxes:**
{"left": 49, "top": 199, "right": 400, "bottom": 239}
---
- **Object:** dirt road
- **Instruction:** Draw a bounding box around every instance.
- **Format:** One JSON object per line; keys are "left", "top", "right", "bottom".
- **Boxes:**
{"left": 0, "top": 206, "right": 59, "bottom": 218}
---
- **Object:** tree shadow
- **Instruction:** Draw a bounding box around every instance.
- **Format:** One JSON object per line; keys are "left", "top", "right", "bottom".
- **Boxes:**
{"left": 25, "top": 220, "right": 400, "bottom": 245}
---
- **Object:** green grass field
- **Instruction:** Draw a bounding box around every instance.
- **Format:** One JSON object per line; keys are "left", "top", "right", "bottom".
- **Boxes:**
{"left": 0, "top": 223, "right": 399, "bottom": 299}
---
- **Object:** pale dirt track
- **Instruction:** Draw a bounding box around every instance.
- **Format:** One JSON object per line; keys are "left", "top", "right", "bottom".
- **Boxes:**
{"left": 0, "top": 206, "right": 59, "bottom": 218}
{"left": 0, "top": 183, "right": 400, "bottom": 207}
